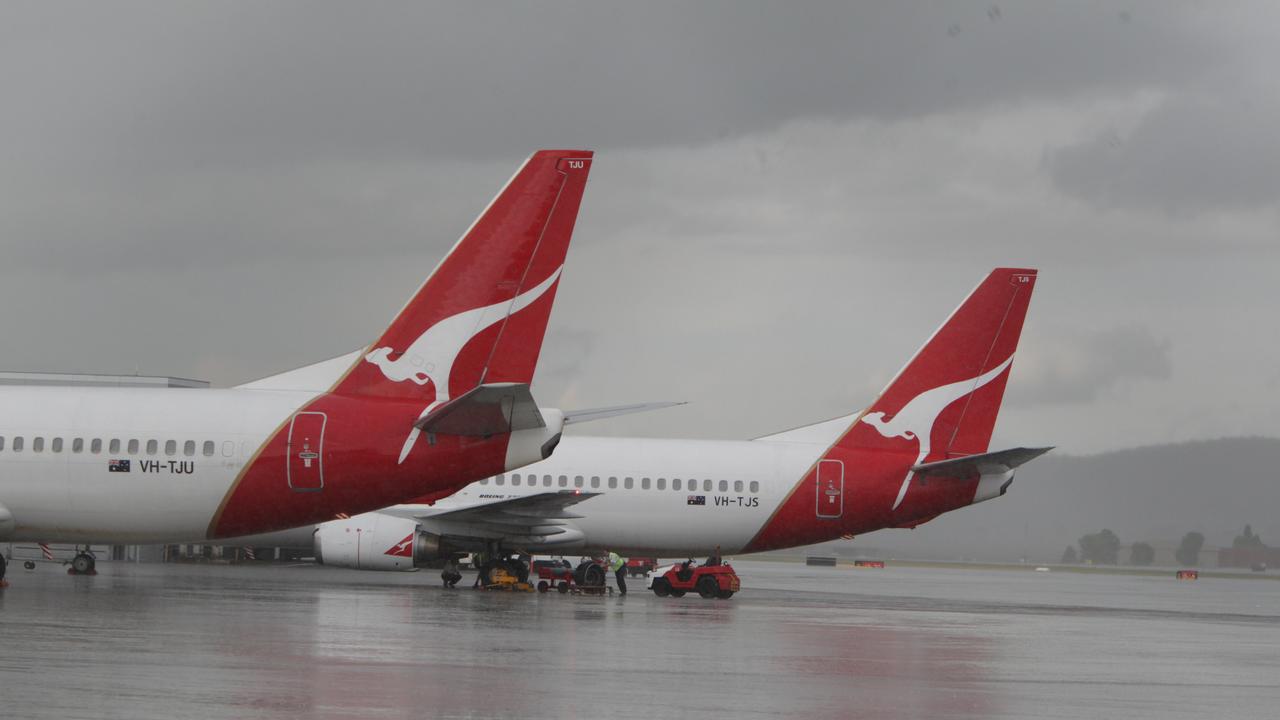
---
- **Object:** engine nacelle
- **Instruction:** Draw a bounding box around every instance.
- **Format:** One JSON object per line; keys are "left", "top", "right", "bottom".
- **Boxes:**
{"left": 314, "top": 513, "right": 452, "bottom": 571}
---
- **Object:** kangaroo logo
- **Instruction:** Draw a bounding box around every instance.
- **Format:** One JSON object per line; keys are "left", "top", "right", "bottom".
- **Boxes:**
{"left": 385, "top": 534, "right": 415, "bottom": 557}
{"left": 364, "top": 266, "right": 563, "bottom": 463}
{"left": 860, "top": 355, "right": 1013, "bottom": 510}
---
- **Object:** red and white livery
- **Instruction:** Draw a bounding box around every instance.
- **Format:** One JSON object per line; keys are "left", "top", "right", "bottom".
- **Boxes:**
{"left": 258, "top": 268, "right": 1048, "bottom": 568}
{"left": 0, "top": 150, "right": 594, "bottom": 553}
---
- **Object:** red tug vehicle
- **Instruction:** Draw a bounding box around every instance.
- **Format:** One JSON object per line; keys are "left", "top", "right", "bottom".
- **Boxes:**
{"left": 647, "top": 559, "right": 740, "bottom": 599}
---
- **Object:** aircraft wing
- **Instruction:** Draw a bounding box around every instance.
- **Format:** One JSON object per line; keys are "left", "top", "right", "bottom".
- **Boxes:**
{"left": 383, "top": 491, "right": 600, "bottom": 547}
{"left": 911, "top": 446, "right": 1053, "bottom": 479}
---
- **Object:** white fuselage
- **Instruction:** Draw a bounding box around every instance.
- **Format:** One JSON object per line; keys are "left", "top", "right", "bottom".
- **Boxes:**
{"left": 0, "top": 386, "right": 311, "bottom": 543}
{"left": 446, "top": 436, "right": 821, "bottom": 554}
{"left": 251, "top": 430, "right": 849, "bottom": 557}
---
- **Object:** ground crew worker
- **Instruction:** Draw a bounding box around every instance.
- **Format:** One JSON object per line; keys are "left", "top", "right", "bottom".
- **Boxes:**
{"left": 441, "top": 558, "right": 462, "bottom": 588}
{"left": 608, "top": 551, "right": 628, "bottom": 595}
{"left": 706, "top": 545, "right": 722, "bottom": 567}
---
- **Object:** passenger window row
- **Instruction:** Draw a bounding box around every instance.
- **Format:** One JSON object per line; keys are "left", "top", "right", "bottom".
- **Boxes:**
{"left": 0, "top": 435, "right": 218, "bottom": 458}
{"left": 479, "top": 473, "right": 760, "bottom": 494}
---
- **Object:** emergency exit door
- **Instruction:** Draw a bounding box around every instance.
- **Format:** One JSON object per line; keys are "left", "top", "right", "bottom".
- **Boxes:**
{"left": 287, "top": 411, "right": 326, "bottom": 492}
{"left": 815, "top": 459, "right": 844, "bottom": 519}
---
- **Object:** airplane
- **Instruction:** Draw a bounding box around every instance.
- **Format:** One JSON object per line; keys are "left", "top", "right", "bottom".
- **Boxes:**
{"left": 0, "top": 149, "right": 595, "bottom": 581}
{"left": 231, "top": 268, "right": 1049, "bottom": 573}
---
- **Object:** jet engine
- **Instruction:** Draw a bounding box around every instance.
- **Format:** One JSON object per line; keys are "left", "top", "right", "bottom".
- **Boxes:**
{"left": 314, "top": 513, "right": 454, "bottom": 571}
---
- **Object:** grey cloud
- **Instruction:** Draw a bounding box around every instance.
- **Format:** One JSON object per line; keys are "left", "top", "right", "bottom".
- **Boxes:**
{"left": 0, "top": 2, "right": 1214, "bottom": 177}
{"left": 1011, "top": 324, "right": 1172, "bottom": 404}
{"left": 1047, "top": 92, "right": 1280, "bottom": 214}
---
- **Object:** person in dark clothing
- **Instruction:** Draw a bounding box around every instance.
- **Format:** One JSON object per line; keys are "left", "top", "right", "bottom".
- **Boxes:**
{"left": 441, "top": 558, "right": 462, "bottom": 588}
{"left": 705, "top": 545, "right": 722, "bottom": 567}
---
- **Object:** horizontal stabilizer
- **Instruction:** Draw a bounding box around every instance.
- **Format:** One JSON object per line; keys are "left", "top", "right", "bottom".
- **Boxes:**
{"left": 413, "top": 383, "right": 544, "bottom": 437}
{"left": 911, "top": 446, "right": 1053, "bottom": 479}
{"left": 563, "top": 401, "right": 686, "bottom": 426}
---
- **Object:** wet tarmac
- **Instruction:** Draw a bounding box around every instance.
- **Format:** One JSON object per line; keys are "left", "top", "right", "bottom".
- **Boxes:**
{"left": 1, "top": 559, "right": 1277, "bottom": 719}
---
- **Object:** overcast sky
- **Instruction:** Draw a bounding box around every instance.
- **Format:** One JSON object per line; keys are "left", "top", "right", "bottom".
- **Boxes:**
{"left": 2, "top": 1, "right": 1278, "bottom": 456}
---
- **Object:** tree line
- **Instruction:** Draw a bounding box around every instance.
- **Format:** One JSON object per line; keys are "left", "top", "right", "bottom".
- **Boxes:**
{"left": 1058, "top": 525, "right": 1268, "bottom": 567}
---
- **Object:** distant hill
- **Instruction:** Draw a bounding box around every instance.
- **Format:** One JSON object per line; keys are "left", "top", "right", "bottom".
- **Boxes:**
{"left": 839, "top": 436, "right": 1280, "bottom": 563}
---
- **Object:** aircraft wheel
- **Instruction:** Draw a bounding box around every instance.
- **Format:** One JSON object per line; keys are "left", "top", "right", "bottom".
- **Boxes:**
{"left": 71, "top": 553, "right": 95, "bottom": 575}
{"left": 537, "top": 580, "right": 549, "bottom": 593}
{"left": 651, "top": 578, "right": 671, "bottom": 597}
{"left": 24, "top": 560, "right": 36, "bottom": 571}
{"left": 557, "top": 581, "right": 570, "bottom": 594}
{"left": 0, "top": 553, "right": 6, "bottom": 581}
{"left": 697, "top": 575, "right": 719, "bottom": 599}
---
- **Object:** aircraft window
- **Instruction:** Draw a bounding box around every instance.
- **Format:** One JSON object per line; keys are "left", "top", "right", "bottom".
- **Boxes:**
{"left": 495, "top": 475, "right": 505, "bottom": 486}
{"left": 13, "top": 436, "right": 23, "bottom": 452}
{"left": 641, "top": 477, "right": 650, "bottom": 490}
{"left": 203, "top": 441, "right": 215, "bottom": 456}
{"left": 704, "top": 479, "right": 713, "bottom": 492}
{"left": 574, "top": 475, "right": 584, "bottom": 488}
{"left": 479, "top": 477, "right": 488, "bottom": 485}
{"left": 146, "top": 440, "right": 158, "bottom": 455}
{"left": 512, "top": 473, "right": 521, "bottom": 486}
{"left": 128, "top": 439, "right": 139, "bottom": 454}
{"left": 91, "top": 439, "right": 102, "bottom": 454}
{"left": 52, "top": 438, "right": 63, "bottom": 453}
{"left": 184, "top": 440, "right": 195, "bottom": 456}
{"left": 587, "top": 476, "right": 597, "bottom": 488}
{"left": 719, "top": 480, "right": 728, "bottom": 492}
{"left": 0, "top": 436, "right": 5, "bottom": 451}
{"left": 558, "top": 475, "right": 568, "bottom": 487}
{"left": 109, "top": 439, "right": 119, "bottom": 453}
{"left": 608, "top": 476, "right": 618, "bottom": 489}
{"left": 734, "top": 480, "right": 743, "bottom": 493}
{"left": 164, "top": 440, "right": 176, "bottom": 456}
{"left": 624, "top": 477, "right": 634, "bottom": 490}
{"left": 749, "top": 481, "right": 759, "bottom": 494}
{"left": 673, "top": 478, "right": 682, "bottom": 491}
{"left": 657, "top": 477, "right": 666, "bottom": 490}
{"left": 73, "top": 438, "right": 84, "bottom": 453}
{"left": 33, "top": 437, "right": 44, "bottom": 452}
{"left": 221, "top": 441, "right": 234, "bottom": 457}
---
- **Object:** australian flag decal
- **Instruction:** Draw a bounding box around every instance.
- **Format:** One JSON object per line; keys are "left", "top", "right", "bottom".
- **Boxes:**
{"left": 687, "top": 495, "right": 705, "bottom": 506}
{"left": 108, "top": 459, "right": 131, "bottom": 473}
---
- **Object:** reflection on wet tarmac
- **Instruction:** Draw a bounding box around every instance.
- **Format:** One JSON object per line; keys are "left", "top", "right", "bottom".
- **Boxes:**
{"left": 1, "top": 560, "right": 1277, "bottom": 719}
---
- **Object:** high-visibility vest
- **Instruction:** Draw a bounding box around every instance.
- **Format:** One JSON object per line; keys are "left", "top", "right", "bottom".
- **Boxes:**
{"left": 609, "top": 552, "right": 626, "bottom": 572}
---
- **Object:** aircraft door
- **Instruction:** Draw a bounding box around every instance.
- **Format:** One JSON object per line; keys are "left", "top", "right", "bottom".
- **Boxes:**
{"left": 815, "top": 459, "right": 844, "bottom": 519}
{"left": 287, "top": 411, "right": 327, "bottom": 492}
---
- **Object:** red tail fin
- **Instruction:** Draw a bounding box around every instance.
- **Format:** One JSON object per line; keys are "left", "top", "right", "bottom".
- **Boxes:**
{"left": 839, "top": 268, "right": 1037, "bottom": 506}
{"left": 334, "top": 150, "right": 593, "bottom": 402}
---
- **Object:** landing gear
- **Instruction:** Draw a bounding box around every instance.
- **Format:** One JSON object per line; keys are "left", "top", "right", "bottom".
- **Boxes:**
{"left": 0, "top": 553, "right": 8, "bottom": 586}
{"left": 69, "top": 551, "right": 96, "bottom": 575}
